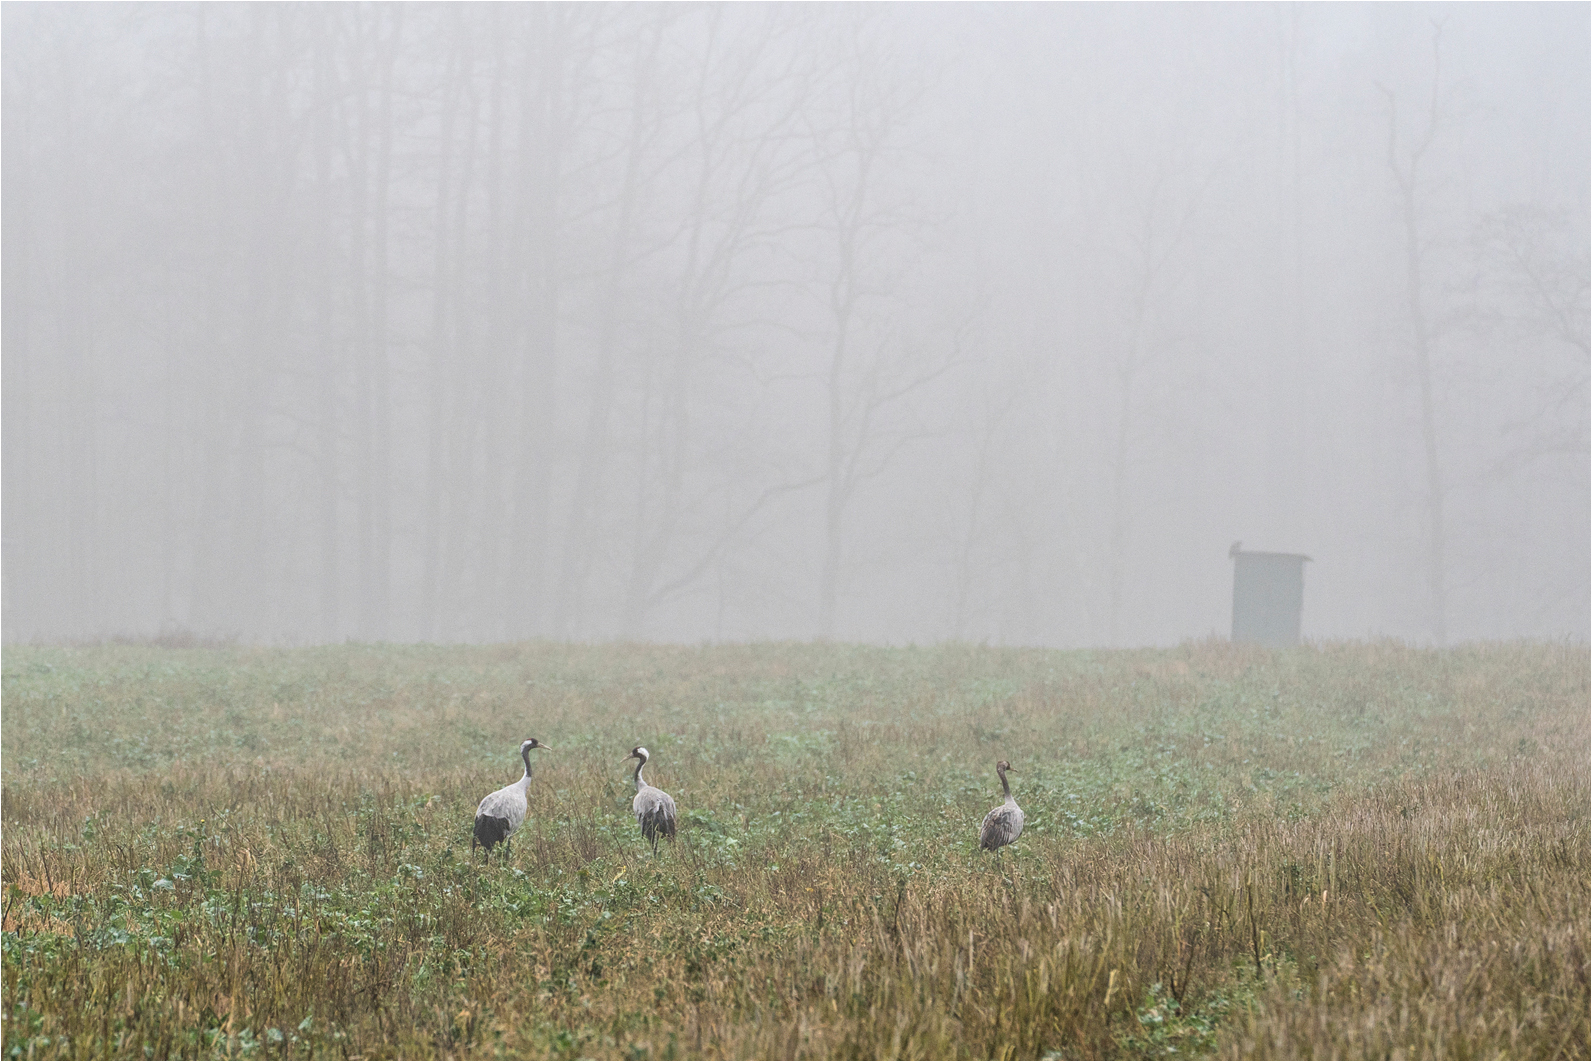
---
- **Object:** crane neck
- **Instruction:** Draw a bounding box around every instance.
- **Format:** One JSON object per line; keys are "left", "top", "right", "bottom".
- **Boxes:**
{"left": 998, "top": 766, "right": 1012, "bottom": 802}
{"left": 520, "top": 746, "right": 533, "bottom": 788}
{"left": 633, "top": 759, "right": 648, "bottom": 791}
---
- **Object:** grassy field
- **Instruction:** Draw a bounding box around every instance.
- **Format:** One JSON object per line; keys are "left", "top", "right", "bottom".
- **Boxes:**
{"left": 1, "top": 639, "right": 1587, "bottom": 1060}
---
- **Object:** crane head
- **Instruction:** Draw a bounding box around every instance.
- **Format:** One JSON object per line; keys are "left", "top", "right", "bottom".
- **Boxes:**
{"left": 996, "top": 760, "right": 1012, "bottom": 772}
{"left": 626, "top": 746, "right": 650, "bottom": 763}
{"left": 521, "top": 738, "right": 552, "bottom": 753}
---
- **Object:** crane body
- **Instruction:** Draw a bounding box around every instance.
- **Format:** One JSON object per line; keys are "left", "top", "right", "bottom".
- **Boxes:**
{"left": 979, "top": 760, "right": 1024, "bottom": 852}
{"left": 626, "top": 746, "right": 678, "bottom": 854}
{"left": 473, "top": 738, "right": 551, "bottom": 861}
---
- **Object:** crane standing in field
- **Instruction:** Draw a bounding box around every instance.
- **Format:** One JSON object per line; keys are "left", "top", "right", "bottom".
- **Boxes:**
{"left": 979, "top": 760, "right": 1024, "bottom": 853}
{"left": 472, "top": 738, "right": 552, "bottom": 862}
{"left": 625, "top": 746, "right": 678, "bottom": 855}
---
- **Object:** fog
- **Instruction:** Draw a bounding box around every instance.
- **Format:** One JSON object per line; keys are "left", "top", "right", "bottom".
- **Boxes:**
{"left": 3, "top": 3, "right": 1586, "bottom": 646}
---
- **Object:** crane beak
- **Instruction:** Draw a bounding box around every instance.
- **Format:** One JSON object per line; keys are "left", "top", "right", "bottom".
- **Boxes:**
{"left": 537, "top": 743, "right": 553, "bottom": 751}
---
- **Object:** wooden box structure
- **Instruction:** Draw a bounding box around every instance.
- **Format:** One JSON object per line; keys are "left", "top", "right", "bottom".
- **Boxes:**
{"left": 1230, "top": 546, "right": 1310, "bottom": 647}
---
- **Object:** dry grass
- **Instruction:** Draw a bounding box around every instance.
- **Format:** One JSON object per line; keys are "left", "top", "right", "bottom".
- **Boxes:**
{"left": 2, "top": 639, "right": 1586, "bottom": 1059}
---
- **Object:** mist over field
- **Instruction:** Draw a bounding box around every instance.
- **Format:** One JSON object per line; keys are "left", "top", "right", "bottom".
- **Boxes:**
{"left": 3, "top": 10, "right": 1589, "bottom": 1054}
{"left": 3, "top": 2, "right": 1586, "bottom": 646}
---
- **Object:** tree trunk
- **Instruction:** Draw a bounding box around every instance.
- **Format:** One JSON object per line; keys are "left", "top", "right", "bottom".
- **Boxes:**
{"left": 421, "top": 15, "right": 467, "bottom": 640}
{"left": 2, "top": 69, "right": 35, "bottom": 634}
{"left": 364, "top": 6, "right": 401, "bottom": 640}
{"left": 230, "top": 7, "right": 291, "bottom": 638}
{"left": 505, "top": 7, "right": 567, "bottom": 639}
{"left": 439, "top": 56, "right": 482, "bottom": 640}
{"left": 475, "top": 9, "right": 511, "bottom": 640}
{"left": 1381, "top": 33, "right": 1449, "bottom": 645}
{"left": 347, "top": 8, "right": 374, "bottom": 640}
{"left": 818, "top": 298, "right": 851, "bottom": 639}
{"left": 1107, "top": 277, "right": 1151, "bottom": 648}
{"left": 53, "top": 30, "right": 100, "bottom": 634}
{"left": 313, "top": 12, "right": 340, "bottom": 641}
{"left": 555, "top": 14, "right": 664, "bottom": 637}
{"left": 1106, "top": 364, "right": 1134, "bottom": 647}
{"left": 1402, "top": 182, "right": 1447, "bottom": 645}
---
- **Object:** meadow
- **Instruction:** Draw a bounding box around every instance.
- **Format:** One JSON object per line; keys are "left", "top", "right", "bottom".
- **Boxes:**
{"left": 1, "top": 639, "right": 1587, "bottom": 1060}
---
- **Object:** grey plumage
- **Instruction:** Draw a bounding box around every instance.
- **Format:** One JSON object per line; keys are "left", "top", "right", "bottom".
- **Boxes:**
{"left": 472, "top": 738, "right": 551, "bottom": 861}
{"left": 626, "top": 746, "right": 678, "bottom": 855}
{"left": 979, "top": 760, "right": 1024, "bottom": 852}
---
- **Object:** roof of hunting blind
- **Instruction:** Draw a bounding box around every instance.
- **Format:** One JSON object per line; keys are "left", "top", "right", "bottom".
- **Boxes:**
{"left": 1228, "top": 542, "right": 1311, "bottom": 562}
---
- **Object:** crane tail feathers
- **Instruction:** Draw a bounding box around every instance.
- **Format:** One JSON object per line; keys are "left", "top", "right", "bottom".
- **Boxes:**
{"left": 474, "top": 814, "right": 512, "bottom": 851}
{"left": 636, "top": 806, "right": 678, "bottom": 845}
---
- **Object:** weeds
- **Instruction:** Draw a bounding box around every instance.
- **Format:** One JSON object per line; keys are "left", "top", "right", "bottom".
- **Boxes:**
{"left": 2, "top": 639, "right": 1586, "bottom": 1058}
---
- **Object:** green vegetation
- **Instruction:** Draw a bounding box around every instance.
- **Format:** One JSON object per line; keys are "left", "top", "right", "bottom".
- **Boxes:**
{"left": 3, "top": 639, "right": 1587, "bottom": 1059}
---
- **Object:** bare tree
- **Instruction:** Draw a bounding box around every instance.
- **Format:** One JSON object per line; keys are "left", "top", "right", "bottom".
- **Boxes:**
{"left": 1265, "top": 2, "right": 1308, "bottom": 545}
{"left": 554, "top": 11, "right": 670, "bottom": 637}
{"left": 45, "top": 15, "right": 104, "bottom": 631}
{"left": 617, "top": 7, "right": 816, "bottom": 637}
{"left": 1378, "top": 21, "right": 1456, "bottom": 644}
{"left": 419, "top": 10, "right": 471, "bottom": 639}
{"left": 1471, "top": 204, "right": 1590, "bottom": 472}
{"left": 222, "top": 6, "right": 302, "bottom": 639}
{"left": 1, "top": 17, "right": 39, "bottom": 631}
{"left": 803, "top": 17, "right": 952, "bottom": 638}
{"left": 311, "top": 8, "right": 342, "bottom": 640}
{"left": 341, "top": 5, "right": 403, "bottom": 640}
{"left": 947, "top": 384, "right": 1013, "bottom": 641}
{"left": 503, "top": 6, "right": 591, "bottom": 638}
{"left": 1100, "top": 163, "right": 1211, "bottom": 646}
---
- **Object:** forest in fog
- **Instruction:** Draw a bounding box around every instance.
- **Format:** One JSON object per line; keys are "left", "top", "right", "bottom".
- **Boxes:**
{"left": 2, "top": 3, "right": 1586, "bottom": 646}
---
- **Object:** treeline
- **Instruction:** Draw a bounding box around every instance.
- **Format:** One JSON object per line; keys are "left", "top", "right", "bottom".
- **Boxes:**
{"left": 2, "top": 4, "right": 1586, "bottom": 644}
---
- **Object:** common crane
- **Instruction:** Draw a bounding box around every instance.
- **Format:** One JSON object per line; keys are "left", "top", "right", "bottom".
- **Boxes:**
{"left": 472, "top": 738, "right": 551, "bottom": 862}
{"left": 979, "top": 760, "right": 1024, "bottom": 852}
{"left": 625, "top": 746, "right": 678, "bottom": 855}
